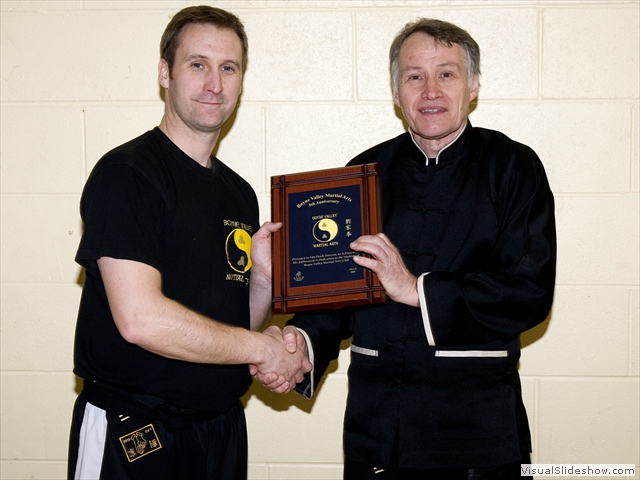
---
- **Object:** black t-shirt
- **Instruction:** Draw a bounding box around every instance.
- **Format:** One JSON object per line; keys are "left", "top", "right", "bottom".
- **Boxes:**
{"left": 74, "top": 127, "right": 259, "bottom": 413}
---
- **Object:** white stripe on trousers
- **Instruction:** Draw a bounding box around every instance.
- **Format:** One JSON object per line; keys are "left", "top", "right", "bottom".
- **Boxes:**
{"left": 75, "top": 402, "right": 107, "bottom": 480}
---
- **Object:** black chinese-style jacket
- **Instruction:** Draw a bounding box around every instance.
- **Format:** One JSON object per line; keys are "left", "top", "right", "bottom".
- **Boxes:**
{"left": 290, "top": 122, "right": 556, "bottom": 469}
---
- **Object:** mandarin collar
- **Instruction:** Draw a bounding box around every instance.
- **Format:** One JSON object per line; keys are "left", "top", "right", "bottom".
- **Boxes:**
{"left": 407, "top": 121, "right": 472, "bottom": 167}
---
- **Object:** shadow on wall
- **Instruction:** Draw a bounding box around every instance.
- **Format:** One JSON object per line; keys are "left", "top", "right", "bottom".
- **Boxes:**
{"left": 521, "top": 308, "right": 552, "bottom": 350}
{"left": 74, "top": 269, "right": 86, "bottom": 396}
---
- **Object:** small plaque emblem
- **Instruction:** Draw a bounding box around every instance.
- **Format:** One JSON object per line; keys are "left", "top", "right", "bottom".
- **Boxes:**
{"left": 119, "top": 424, "right": 163, "bottom": 462}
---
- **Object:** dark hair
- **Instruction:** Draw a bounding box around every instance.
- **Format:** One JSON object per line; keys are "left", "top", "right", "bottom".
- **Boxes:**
{"left": 389, "top": 18, "right": 480, "bottom": 92}
{"left": 160, "top": 5, "right": 248, "bottom": 75}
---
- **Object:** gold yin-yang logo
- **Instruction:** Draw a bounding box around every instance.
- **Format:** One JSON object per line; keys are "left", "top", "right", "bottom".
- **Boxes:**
{"left": 313, "top": 218, "right": 338, "bottom": 243}
{"left": 226, "top": 229, "right": 252, "bottom": 273}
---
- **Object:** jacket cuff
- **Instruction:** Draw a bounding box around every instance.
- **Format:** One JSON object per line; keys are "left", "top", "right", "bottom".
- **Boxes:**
{"left": 293, "top": 328, "right": 314, "bottom": 399}
{"left": 417, "top": 272, "right": 436, "bottom": 346}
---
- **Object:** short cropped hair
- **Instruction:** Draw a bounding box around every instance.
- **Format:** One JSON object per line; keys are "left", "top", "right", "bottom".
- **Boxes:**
{"left": 389, "top": 18, "right": 480, "bottom": 93}
{"left": 160, "top": 5, "right": 248, "bottom": 76}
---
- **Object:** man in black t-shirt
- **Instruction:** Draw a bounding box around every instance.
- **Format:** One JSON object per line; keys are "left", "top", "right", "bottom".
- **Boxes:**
{"left": 68, "top": 6, "right": 311, "bottom": 480}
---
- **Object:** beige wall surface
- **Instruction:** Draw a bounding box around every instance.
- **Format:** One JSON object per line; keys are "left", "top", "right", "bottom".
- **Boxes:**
{"left": 1, "top": 0, "right": 638, "bottom": 479}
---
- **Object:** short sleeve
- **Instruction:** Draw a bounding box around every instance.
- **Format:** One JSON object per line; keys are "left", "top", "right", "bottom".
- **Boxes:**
{"left": 75, "top": 163, "right": 166, "bottom": 279}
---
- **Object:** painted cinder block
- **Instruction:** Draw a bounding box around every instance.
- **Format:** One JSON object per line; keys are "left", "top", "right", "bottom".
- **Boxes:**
{"left": 469, "top": 102, "right": 633, "bottom": 194}
{"left": 244, "top": 372, "right": 347, "bottom": 464}
{"left": 0, "top": 461, "right": 68, "bottom": 480}
{"left": 83, "top": 103, "right": 165, "bottom": 176}
{"left": 632, "top": 105, "right": 639, "bottom": 193}
{"left": 0, "top": 1, "right": 81, "bottom": 10}
{"left": 1, "top": 105, "right": 85, "bottom": 194}
{"left": 265, "top": 104, "right": 405, "bottom": 178}
{"left": 82, "top": 0, "right": 189, "bottom": 10}
{"left": 356, "top": 8, "right": 539, "bottom": 101}
{"left": 266, "top": 463, "right": 343, "bottom": 480}
{"left": 0, "top": 11, "right": 166, "bottom": 102}
{"left": 631, "top": 289, "right": 639, "bottom": 376}
{"left": 0, "top": 373, "right": 79, "bottom": 460}
{"left": 537, "top": 378, "right": 640, "bottom": 464}
{"left": 520, "top": 287, "right": 631, "bottom": 376}
{"left": 0, "top": 195, "right": 82, "bottom": 283}
{"left": 241, "top": 11, "right": 353, "bottom": 102}
{"left": 554, "top": 195, "right": 639, "bottom": 285}
{"left": 0, "top": 284, "right": 81, "bottom": 371}
{"left": 542, "top": 6, "right": 640, "bottom": 99}
{"left": 210, "top": 105, "right": 267, "bottom": 194}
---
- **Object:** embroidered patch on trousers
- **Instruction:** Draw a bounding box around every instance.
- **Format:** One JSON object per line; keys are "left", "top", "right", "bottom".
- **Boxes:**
{"left": 119, "top": 424, "right": 163, "bottom": 462}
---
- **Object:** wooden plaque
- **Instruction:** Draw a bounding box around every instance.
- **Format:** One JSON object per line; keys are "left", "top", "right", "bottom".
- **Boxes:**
{"left": 271, "top": 163, "right": 385, "bottom": 314}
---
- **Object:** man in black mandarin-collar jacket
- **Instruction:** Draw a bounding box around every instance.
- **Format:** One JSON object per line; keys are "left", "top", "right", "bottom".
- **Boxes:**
{"left": 260, "top": 18, "right": 556, "bottom": 480}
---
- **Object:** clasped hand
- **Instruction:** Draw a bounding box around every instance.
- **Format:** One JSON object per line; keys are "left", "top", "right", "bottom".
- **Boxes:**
{"left": 249, "top": 325, "right": 311, "bottom": 394}
{"left": 250, "top": 234, "right": 416, "bottom": 394}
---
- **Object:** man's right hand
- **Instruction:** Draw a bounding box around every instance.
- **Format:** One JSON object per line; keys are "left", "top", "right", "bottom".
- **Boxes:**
{"left": 249, "top": 325, "right": 310, "bottom": 394}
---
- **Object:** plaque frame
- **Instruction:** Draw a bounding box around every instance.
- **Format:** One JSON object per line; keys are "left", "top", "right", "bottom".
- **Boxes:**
{"left": 271, "top": 163, "right": 385, "bottom": 314}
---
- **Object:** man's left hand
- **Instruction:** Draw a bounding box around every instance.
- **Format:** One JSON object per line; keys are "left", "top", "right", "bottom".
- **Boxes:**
{"left": 351, "top": 233, "right": 419, "bottom": 307}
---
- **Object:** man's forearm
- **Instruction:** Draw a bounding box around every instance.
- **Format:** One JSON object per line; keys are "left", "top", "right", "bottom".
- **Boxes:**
{"left": 247, "top": 221, "right": 281, "bottom": 331}
{"left": 114, "top": 288, "right": 309, "bottom": 384}
{"left": 250, "top": 287, "right": 273, "bottom": 331}
{"left": 99, "top": 256, "right": 268, "bottom": 366}
{"left": 114, "top": 289, "right": 263, "bottom": 364}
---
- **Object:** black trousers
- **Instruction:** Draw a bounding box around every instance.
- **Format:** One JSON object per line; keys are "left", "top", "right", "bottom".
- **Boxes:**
{"left": 344, "top": 450, "right": 532, "bottom": 480}
{"left": 68, "top": 395, "right": 247, "bottom": 480}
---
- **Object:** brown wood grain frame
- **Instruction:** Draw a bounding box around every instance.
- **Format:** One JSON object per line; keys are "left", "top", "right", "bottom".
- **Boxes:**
{"left": 271, "top": 163, "right": 385, "bottom": 314}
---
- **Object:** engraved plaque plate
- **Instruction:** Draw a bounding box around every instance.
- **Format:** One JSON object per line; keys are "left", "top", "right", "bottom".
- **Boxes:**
{"left": 271, "top": 163, "right": 385, "bottom": 314}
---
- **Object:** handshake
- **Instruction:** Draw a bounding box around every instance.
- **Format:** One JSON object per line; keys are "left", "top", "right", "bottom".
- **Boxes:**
{"left": 249, "top": 325, "right": 312, "bottom": 394}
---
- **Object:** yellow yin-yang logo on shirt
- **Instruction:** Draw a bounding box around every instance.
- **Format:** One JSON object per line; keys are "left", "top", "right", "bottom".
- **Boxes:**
{"left": 226, "top": 228, "right": 252, "bottom": 273}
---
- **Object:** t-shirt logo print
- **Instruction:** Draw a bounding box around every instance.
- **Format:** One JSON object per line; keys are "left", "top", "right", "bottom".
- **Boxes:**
{"left": 225, "top": 228, "right": 252, "bottom": 273}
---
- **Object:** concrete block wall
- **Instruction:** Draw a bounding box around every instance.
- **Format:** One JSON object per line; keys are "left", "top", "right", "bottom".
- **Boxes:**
{"left": 1, "top": 1, "right": 638, "bottom": 479}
